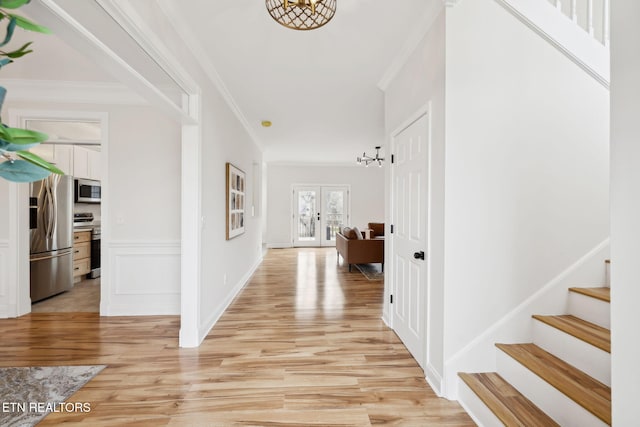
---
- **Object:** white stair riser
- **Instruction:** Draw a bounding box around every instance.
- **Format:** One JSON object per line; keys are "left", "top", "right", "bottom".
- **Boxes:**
{"left": 568, "top": 292, "right": 610, "bottom": 329}
{"left": 532, "top": 320, "right": 611, "bottom": 386}
{"left": 457, "top": 380, "right": 504, "bottom": 427}
{"left": 496, "top": 349, "right": 609, "bottom": 427}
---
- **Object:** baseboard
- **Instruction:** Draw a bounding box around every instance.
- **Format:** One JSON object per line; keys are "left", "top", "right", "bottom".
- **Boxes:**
{"left": 267, "top": 242, "right": 293, "bottom": 249}
{"left": 197, "top": 255, "right": 263, "bottom": 344}
{"left": 442, "top": 238, "right": 610, "bottom": 399}
{"left": 425, "top": 363, "right": 444, "bottom": 397}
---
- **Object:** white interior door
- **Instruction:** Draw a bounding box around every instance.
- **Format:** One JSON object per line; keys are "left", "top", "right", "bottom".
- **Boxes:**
{"left": 391, "top": 113, "right": 429, "bottom": 369}
{"left": 293, "top": 185, "right": 349, "bottom": 247}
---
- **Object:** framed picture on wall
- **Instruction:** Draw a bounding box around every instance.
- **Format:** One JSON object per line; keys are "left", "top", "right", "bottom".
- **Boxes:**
{"left": 226, "top": 162, "right": 246, "bottom": 240}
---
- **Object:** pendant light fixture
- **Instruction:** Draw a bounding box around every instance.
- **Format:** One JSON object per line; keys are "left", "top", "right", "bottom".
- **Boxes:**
{"left": 357, "top": 146, "right": 385, "bottom": 167}
{"left": 266, "top": 0, "right": 337, "bottom": 31}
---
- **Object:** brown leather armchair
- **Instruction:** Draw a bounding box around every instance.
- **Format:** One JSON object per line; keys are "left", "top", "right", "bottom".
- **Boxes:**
{"left": 336, "top": 229, "right": 384, "bottom": 272}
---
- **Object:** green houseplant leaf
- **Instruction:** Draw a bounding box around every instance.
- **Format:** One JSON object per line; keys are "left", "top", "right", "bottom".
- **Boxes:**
{"left": 0, "top": 0, "right": 31, "bottom": 9}
{"left": 0, "top": 138, "right": 39, "bottom": 151}
{"left": 17, "top": 149, "right": 63, "bottom": 174}
{"left": 4, "top": 41, "right": 32, "bottom": 58}
{"left": 9, "top": 14, "right": 50, "bottom": 33}
{"left": 0, "top": 159, "right": 51, "bottom": 182}
{"left": 0, "top": 16, "right": 16, "bottom": 47}
{"left": 0, "top": 125, "right": 48, "bottom": 144}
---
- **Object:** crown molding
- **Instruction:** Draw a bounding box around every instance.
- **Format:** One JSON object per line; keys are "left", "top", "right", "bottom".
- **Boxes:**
{"left": 1, "top": 79, "right": 147, "bottom": 105}
{"left": 156, "top": 0, "right": 263, "bottom": 151}
{"left": 377, "top": 1, "right": 445, "bottom": 91}
{"left": 24, "top": 0, "right": 191, "bottom": 122}
{"left": 95, "top": 0, "right": 200, "bottom": 114}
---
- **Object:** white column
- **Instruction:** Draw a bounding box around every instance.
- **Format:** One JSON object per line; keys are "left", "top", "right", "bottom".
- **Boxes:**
{"left": 610, "top": 0, "right": 640, "bottom": 424}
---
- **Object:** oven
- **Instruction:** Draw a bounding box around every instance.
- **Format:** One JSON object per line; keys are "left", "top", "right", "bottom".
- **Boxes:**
{"left": 74, "top": 213, "right": 101, "bottom": 279}
{"left": 89, "top": 227, "right": 101, "bottom": 278}
{"left": 75, "top": 179, "right": 101, "bottom": 204}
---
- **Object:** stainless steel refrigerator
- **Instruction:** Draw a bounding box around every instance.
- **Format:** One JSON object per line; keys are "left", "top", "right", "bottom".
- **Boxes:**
{"left": 29, "top": 175, "right": 74, "bottom": 303}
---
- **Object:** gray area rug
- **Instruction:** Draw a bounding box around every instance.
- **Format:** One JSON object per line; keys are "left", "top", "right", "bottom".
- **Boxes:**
{"left": 0, "top": 365, "right": 105, "bottom": 427}
{"left": 355, "top": 263, "right": 384, "bottom": 281}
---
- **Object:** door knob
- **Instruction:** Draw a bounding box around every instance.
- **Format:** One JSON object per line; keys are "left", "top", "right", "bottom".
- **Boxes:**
{"left": 414, "top": 251, "right": 425, "bottom": 260}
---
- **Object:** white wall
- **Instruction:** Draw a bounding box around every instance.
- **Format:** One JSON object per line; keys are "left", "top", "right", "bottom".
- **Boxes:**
{"left": 610, "top": 1, "right": 640, "bottom": 423}
{"left": 265, "top": 164, "right": 385, "bottom": 247}
{"left": 443, "top": 0, "right": 609, "bottom": 395}
{"left": 126, "top": 1, "right": 265, "bottom": 344}
{"left": 384, "top": 9, "right": 446, "bottom": 391}
{"left": 6, "top": 100, "right": 182, "bottom": 316}
{"left": 198, "top": 89, "right": 263, "bottom": 338}
{"left": 0, "top": 180, "right": 8, "bottom": 239}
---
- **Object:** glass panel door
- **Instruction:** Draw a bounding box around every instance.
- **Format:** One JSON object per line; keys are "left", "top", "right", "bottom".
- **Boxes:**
{"left": 294, "top": 187, "right": 319, "bottom": 247}
{"left": 321, "top": 186, "right": 348, "bottom": 247}
{"left": 293, "top": 185, "right": 349, "bottom": 247}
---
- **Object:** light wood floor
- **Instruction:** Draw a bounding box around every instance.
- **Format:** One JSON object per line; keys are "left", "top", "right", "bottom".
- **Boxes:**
{"left": 0, "top": 248, "right": 474, "bottom": 426}
{"left": 31, "top": 278, "right": 100, "bottom": 313}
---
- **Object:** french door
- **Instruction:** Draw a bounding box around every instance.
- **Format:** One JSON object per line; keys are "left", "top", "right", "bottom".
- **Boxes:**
{"left": 293, "top": 185, "right": 349, "bottom": 247}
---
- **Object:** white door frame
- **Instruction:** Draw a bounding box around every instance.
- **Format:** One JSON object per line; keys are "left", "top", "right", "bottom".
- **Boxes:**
{"left": 291, "top": 184, "right": 350, "bottom": 247}
{"left": 6, "top": 109, "right": 109, "bottom": 317}
{"left": 386, "top": 103, "right": 432, "bottom": 370}
{"left": 7, "top": 0, "right": 204, "bottom": 348}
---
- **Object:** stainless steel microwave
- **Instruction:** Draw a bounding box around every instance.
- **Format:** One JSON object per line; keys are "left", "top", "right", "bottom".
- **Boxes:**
{"left": 75, "top": 179, "right": 101, "bottom": 204}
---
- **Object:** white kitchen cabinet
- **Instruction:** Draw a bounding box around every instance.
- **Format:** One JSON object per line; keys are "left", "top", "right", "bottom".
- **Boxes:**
{"left": 30, "top": 143, "right": 74, "bottom": 176}
{"left": 53, "top": 145, "right": 74, "bottom": 176}
{"left": 73, "top": 146, "right": 101, "bottom": 181}
{"left": 73, "top": 146, "right": 90, "bottom": 179}
{"left": 28, "top": 143, "right": 100, "bottom": 179}
{"left": 88, "top": 149, "right": 101, "bottom": 181}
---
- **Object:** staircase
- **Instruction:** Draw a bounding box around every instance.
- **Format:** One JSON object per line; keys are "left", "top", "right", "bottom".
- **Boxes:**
{"left": 494, "top": 0, "right": 610, "bottom": 86}
{"left": 458, "top": 261, "right": 611, "bottom": 426}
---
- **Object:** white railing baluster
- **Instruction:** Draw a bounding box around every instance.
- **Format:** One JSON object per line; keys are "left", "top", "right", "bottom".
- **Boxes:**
{"left": 555, "top": 0, "right": 562, "bottom": 11}
{"left": 570, "top": 0, "right": 577, "bottom": 23}
{"left": 587, "top": 0, "right": 595, "bottom": 36}
{"left": 603, "top": 0, "right": 610, "bottom": 46}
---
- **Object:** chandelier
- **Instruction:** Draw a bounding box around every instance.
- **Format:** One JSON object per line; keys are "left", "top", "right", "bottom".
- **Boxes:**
{"left": 357, "top": 146, "right": 385, "bottom": 167}
{"left": 265, "top": 0, "right": 337, "bottom": 31}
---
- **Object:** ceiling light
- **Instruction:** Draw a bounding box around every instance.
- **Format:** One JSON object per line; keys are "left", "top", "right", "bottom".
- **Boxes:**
{"left": 356, "top": 146, "right": 385, "bottom": 168}
{"left": 265, "top": 0, "right": 336, "bottom": 31}
{"left": 261, "top": 120, "right": 272, "bottom": 127}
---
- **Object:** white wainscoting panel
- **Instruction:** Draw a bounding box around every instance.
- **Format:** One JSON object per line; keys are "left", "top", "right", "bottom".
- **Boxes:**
{"left": 104, "top": 240, "right": 181, "bottom": 316}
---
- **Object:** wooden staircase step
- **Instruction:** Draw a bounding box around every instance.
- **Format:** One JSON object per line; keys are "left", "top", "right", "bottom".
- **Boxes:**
{"left": 569, "top": 287, "right": 610, "bottom": 302}
{"left": 532, "top": 314, "right": 610, "bottom": 353}
{"left": 459, "top": 372, "right": 559, "bottom": 427}
{"left": 496, "top": 343, "right": 611, "bottom": 425}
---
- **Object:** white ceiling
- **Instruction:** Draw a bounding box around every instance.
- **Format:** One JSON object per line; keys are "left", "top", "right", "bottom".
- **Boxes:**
{"left": 156, "top": 0, "right": 436, "bottom": 163}
{"left": 13, "top": 0, "right": 438, "bottom": 164}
